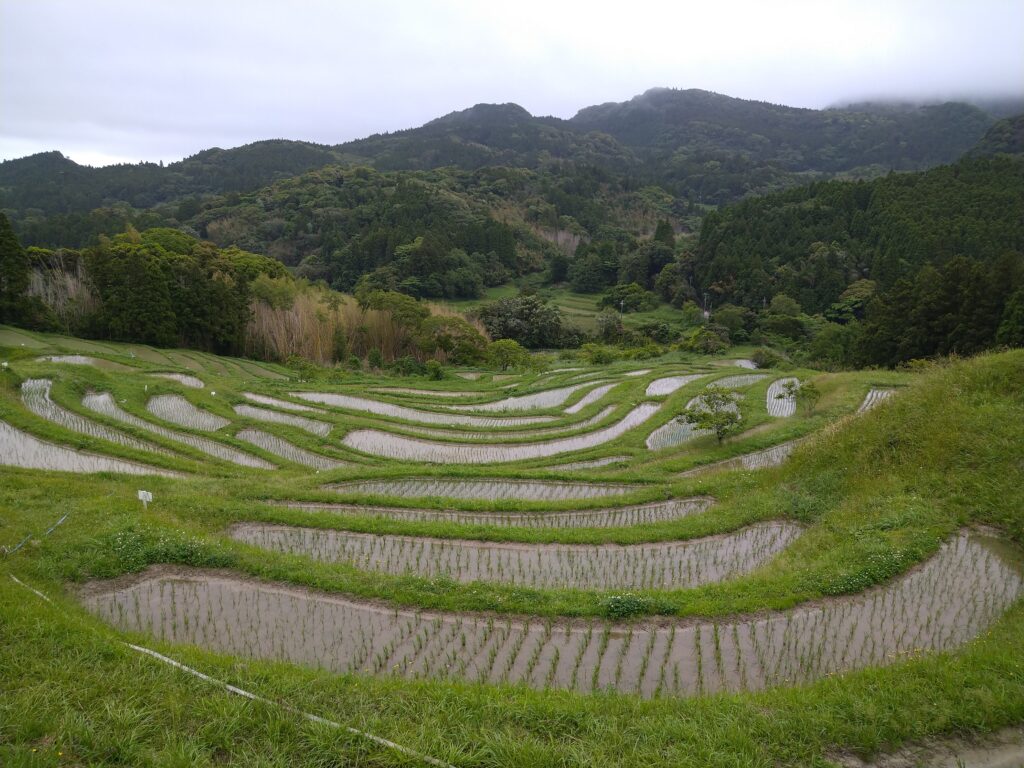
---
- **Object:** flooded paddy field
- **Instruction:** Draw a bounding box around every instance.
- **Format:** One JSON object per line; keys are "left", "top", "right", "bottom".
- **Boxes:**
{"left": 229, "top": 521, "right": 802, "bottom": 589}
{"left": 232, "top": 404, "right": 331, "bottom": 437}
{"left": 269, "top": 497, "right": 714, "bottom": 528}
{"left": 235, "top": 429, "right": 347, "bottom": 470}
{"left": 290, "top": 391, "right": 557, "bottom": 427}
{"left": 325, "top": 477, "right": 642, "bottom": 501}
{"left": 342, "top": 403, "right": 661, "bottom": 463}
{"left": 83, "top": 393, "right": 275, "bottom": 469}
{"left": 146, "top": 394, "right": 230, "bottom": 431}
{"left": 766, "top": 378, "right": 799, "bottom": 417}
{"left": 0, "top": 419, "right": 180, "bottom": 476}
{"left": 81, "top": 532, "right": 1022, "bottom": 698}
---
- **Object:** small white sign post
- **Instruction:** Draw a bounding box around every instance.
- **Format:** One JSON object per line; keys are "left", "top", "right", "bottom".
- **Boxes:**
{"left": 137, "top": 490, "right": 153, "bottom": 509}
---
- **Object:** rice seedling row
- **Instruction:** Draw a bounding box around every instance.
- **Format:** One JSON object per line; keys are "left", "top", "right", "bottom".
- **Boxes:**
{"left": 553, "top": 455, "right": 630, "bottom": 470}
{"left": 678, "top": 440, "right": 803, "bottom": 477}
{"left": 766, "top": 378, "right": 799, "bottom": 417}
{"left": 83, "top": 392, "right": 275, "bottom": 469}
{"left": 341, "top": 403, "right": 662, "bottom": 463}
{"left": 397, "top": 406, "right": 616, "bottom": 441}
{"left": 146, "top": 394, "right": 231, "bottom": 431}
{"left": 229, "top": 521, "right": 802, "bottom": 589}
{"left": 645, "top": 374, "right": 707, "bottom": 396}
{"left": 235, "top": 428, "right": 348, "bottom": 470}
{"left": 646, "top": 395, "right": 741, "bottom": 450}
{"left": 0, "top": 419, "right": 180, "bottom": 476}
{"left": 325, "top": 478, "right": 639, "bottom": 501}
{"left": 241, "top": 392, "right": 325, "bottom": 413}
{"left": 149, "top": 372, "right": 204, "bottom": 388}
{"left": 444, "top": 382, "right": 608, "bottom": 413}
{"left": 82, "top": 532, "right": 1021, "bottom": 698}
{"left": 708, "top": 374, "right": 769, "bottom": 389}
{"left": 269, "top": 497, "right": 714, "bottom": 528}
{"left": 232, "top": 404, "right": 332, "bottom": 437}
{"left": 22, "top": 379, "right": 169, "bottom": 455}
{"left": 290, "top": 391, "right": 556, "bottom": 426}
{"left": 858, "top": 388, "right": 896, "bottom": 413}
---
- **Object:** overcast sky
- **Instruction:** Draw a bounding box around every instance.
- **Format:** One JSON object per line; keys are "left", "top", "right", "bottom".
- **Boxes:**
{"left": 1, "top": 0, "right": 1022, "bottom": 167}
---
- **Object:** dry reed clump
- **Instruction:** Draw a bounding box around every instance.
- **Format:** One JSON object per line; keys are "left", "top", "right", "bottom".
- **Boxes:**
{"left": 82, "top": 532, "right": 1022, "bottom": 698}
{"left": 0, "top": 419, "right": 180, "bottom": 476}
{"left": 244, "top": 290, "right": 489, "bottom": 365}
{"left": 26, "top": 254, "right": 98, "bottom": 332}
{"left": 230, "top": 521, "right": 803, "bottom": 589}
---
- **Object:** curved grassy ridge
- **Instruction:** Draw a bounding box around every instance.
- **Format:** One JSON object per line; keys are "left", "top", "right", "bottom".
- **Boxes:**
{"left": 0, "top": 349, "right": 1022, "bottom": 765}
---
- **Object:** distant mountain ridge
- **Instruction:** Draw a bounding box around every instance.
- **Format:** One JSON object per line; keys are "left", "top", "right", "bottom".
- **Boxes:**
{"left": 1, "top": 87, "right": 1011, "bottom": 222}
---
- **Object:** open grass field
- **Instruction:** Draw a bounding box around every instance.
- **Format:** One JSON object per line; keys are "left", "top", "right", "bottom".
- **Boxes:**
{"left": 2, "top": 324, "right": 1023, "bottom": 767}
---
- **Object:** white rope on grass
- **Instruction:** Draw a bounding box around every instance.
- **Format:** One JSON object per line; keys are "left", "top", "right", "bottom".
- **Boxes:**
{"left": 3, "top": 513, "right": 69, "bottom": 556}
{"left": 10, "top": 574, "right": 52, "bottom": 602}
{"left": 8, "top": 572, "right": 456, "bottom": 768}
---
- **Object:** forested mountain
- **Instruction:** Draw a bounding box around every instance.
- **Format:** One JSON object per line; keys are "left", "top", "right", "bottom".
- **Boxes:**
{"left": 0, "top": 88, "right": 1002, "bottom": 230}
{"left": 967, "top": 114, "right": 1024, "bottom": 157}
{"left": 0, "top": 140, "right": 348, "bottom": 216}
{"left": 687, "top": 154, "right": 1024, "bottom": 365}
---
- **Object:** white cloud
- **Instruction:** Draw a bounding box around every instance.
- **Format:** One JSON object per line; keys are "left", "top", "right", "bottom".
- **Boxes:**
{"left": 1, "top": 0, "right": 1022, "bottom": 165}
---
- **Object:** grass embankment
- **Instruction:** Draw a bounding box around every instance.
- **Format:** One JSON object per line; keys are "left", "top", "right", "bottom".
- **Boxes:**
{"left": 1, "top": 342, "right": 1022, "bottom": 765}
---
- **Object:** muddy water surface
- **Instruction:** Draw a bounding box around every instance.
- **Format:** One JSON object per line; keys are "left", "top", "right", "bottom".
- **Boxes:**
{"left": 81, "top": 532, "right": 1021, "bottom": 698}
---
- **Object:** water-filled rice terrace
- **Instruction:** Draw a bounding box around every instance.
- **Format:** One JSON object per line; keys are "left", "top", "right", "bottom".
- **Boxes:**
{"left": 3, "top": 325, "right": 1022, "bottom": 766}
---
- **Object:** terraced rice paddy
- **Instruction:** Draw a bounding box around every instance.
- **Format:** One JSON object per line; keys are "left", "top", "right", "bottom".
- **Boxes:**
{"left": 679, "top": 440, "right": 802, "bottom": 476}
{"left": 81, "top": 533, "right": 1022, "bottom": 697}
{"left": 5, "top": 330, "right": 1019, "bottom": 764}
{"left": 646, "top": 396, "right": 741, "bottom": 450}
{"left": 235, "top": 429, "right": 347, "bottom": 470}
{"left": 149, "top": 373, "right": 204, "bottom": 388}
{"left": 232, "top": 404, "right": 331, "bottom": 437}
{"left": 146, "top": 394, "right": 230, "bottom": 431}
{"left": 400, "top": 406, "right": 616, "bottom": 440}
{"left": 270, "top": 497, "right": 714, "bottom": 528}
{"left": 554, "top": 455, "right": 630, "bottom": 470}
{"left": 290, "top": 391, "right": 556, "bottom": 427}
{"left": 708, "top": 374, "right": 769, "bottom": 389}
{"left": 231, "top": 521, "right": 801, "bottom": 589}
{"left": 342, "top": 403, "right": 661, "bottom": 463}
{"left": 22, "top": 379, "right": 167, "bottom": 454}
{"left": 858, "top": 388, "right": 896, "bottom": 413}
{"left": 325, "top": 478, "right": 639, "bottom": 501}
{"left": 564, "top": 383, "right": 617, "bottom": 414}
{"left": 37, "top": 354, "right": 132, "bottom": 371}
{"left": 83, "top": 393, "right": 275, "bottom": 469}
{"left": 370, "top": 388, "right": 480, "bottom": 398}
{"left": 766, "top": 378, "right": 799, "bottom": 417}
{"left": 0, "top": 419, "right": 179, "bottom": 476}
{"left": 645, "top": 374, "right": 706, "bottom": 396}
{"left": 241, "top": 392, "right": 324, "bottom": 413}
{"left": 445, "top": 383, "right": 604, "bottom": 412}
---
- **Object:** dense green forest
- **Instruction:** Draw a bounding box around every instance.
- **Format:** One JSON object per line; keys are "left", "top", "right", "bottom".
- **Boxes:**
{"left": 1, "top": 88, "right": 1021, "bottom": 368}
